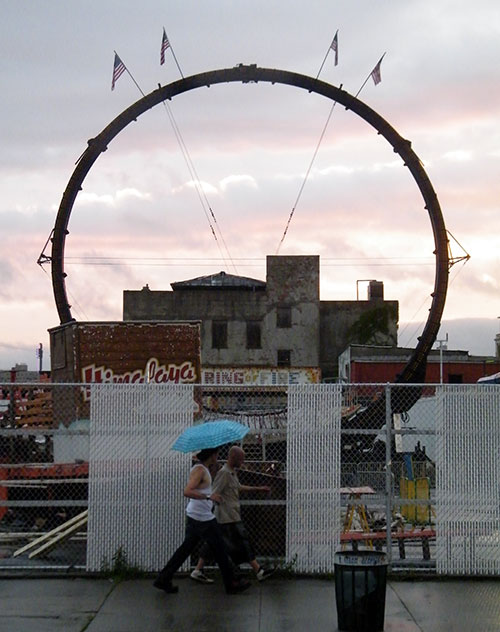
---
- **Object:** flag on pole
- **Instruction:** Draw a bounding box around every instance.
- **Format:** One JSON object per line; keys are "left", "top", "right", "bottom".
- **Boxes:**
{"left": 330, "top": 31, "right": 339, "bottom": 66}
{"left": 160, "top": 28, "right": 170, "bottom": 65}
{"left": 370, "top": 55, "right": 384, "bottom": 86}
{"left": 111, "top": 53, "right": 125, "bottom": 91}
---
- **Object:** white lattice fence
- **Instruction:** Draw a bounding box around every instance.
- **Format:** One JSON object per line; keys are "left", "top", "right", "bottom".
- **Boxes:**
{"left": 286, "top": 384, "right": 341, "bottom": 572}
{"left": 87, "top": 384, "right": 193, "bottom": 571}
{"left": 436, "top": 386, "right": 500, "bottom": 575}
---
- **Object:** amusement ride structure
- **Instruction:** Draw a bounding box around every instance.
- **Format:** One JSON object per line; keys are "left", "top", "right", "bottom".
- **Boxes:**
{"left": 40, "top": 64, "right": 455, "bottom": 424}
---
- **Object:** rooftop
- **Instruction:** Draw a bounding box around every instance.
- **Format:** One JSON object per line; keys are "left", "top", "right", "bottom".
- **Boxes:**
{"left": 171, "top": 270, "right": 266, "bottom": 291}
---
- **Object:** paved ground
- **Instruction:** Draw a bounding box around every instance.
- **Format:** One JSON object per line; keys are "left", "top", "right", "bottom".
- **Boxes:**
{"left": 2, "top": 574, "right": 500, "bottom": 631}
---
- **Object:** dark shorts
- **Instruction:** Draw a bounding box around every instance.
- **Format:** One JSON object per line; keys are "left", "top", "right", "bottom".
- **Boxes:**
{"left": 200, "top": 520, "right": 255, "bottom": 565}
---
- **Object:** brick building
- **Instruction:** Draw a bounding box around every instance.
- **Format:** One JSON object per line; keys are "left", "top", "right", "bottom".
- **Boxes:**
{"left": 338, "top": 344, "right": 500, "bottom": 384}
{"left": 123, "top": 255, "right": 399, "bottom": 381}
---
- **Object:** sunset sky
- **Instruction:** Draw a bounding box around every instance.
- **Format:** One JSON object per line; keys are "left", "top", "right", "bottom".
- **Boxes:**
{"left": 2, "top": 0, "right": 500, "bottom": 371}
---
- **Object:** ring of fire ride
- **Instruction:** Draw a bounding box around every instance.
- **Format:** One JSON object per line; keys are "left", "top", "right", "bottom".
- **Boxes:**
{"left": 50, "top": 64, "right": 449, "bottom": 391}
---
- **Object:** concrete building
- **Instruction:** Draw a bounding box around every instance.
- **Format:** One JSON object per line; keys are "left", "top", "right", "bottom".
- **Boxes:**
{"left": 123, "top": 255, "right": 398, "bottom": 381}
{"left": 0, "top": 363, "right": 43, "bottom": 383}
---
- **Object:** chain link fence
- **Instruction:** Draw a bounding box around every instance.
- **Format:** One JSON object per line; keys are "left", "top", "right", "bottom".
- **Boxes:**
{"left": 0, "top": 383, "right": 88, "bottom": 570}
{"left": 1, "top": 382, "right": 499, "bottom": 576}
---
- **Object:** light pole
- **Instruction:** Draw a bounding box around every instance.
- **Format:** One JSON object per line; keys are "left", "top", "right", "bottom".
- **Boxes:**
{"left": 435, "top": 333, "right": 448, "bottom": 384}
{"left": 36, "top": 343, "right": 43, "bottom": 373}
{"left": 496, "top": 317, "right": 500, "bottom": 359}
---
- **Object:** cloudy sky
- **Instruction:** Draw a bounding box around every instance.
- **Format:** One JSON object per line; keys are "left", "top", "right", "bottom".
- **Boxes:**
{"left": 2, "top": 0, "right": 500, "bottom": 371}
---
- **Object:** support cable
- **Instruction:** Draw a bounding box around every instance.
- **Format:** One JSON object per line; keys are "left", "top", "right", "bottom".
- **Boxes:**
{"left": 447, "top": 230, "right": 470, "bottom": 269}
{"left": 276, "top": 49, "right": 386, "bottom": 253}
{"left": 38, "top": 262, "right": 89, "bottom": 321}
{"left": 37, "top": 229, "right": 54, "bottom": 267}
{"left": 275, "top": 98, "right": 338, "bottom": 254}
{"left": 158, "top": 88, "right": 237, "bottom": 273}
{"left": 116, "top": 51, "right": 237, "bottom": 273}
{"left": 400, "top": 253, "right": 469, "bottom": 348}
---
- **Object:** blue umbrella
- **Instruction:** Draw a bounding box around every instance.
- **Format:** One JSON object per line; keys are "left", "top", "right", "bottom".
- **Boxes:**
{"left": 171, "top": 419, "right": 249, "bottom": 453}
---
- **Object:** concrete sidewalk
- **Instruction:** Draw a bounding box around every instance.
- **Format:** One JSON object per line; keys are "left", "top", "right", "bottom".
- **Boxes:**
{"left": 1, "top": 575, "right": 500, "bottom": 631}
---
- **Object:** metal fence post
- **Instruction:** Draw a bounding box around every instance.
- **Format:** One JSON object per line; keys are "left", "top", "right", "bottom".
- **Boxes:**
{"left": 385, "top": 383, "right": 393, "bottom": 566}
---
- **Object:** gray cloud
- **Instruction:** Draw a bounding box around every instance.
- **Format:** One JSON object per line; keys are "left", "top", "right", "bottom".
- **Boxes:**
{"left": 1, "top": 0, "right": 499, "bottom": 369}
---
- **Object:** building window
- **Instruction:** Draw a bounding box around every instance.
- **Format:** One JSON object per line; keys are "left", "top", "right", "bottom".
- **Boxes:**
{"left": 277, "top": 349, "right": 291, "bottom": 367}
{"left": 212, "top": 321, "right": 228, "bottom": 349}
{"left": 276, "top": 306, "right": 292, "bottom": 328}
{"left": 246, "top": 321, "right": 261, "bottom": 349}
{"left": 448, "top": 374, "right": 463, "bottom": 384}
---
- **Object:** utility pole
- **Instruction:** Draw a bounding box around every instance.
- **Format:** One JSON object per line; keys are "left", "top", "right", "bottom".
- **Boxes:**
{"left": 435, "top": 334, "right": 448, "bottom": 384}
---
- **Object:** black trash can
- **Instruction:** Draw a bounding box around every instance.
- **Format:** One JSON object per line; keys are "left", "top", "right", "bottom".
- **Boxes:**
{"left": 334, "top": 550, "right": 388, "bottom": 632}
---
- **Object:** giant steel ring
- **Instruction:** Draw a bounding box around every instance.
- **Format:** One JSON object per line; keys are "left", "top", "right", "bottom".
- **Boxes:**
{"left": 51, "top": 64, "right": 449, "bottom": 385}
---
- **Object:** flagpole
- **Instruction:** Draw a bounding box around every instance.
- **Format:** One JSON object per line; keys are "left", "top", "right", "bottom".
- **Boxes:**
{"left": 355, "top": 52, "right": 386, "bottom": 98}
{"left": 315, "top": 30, "right": 338, "bottom": 79}
{"left": 164, "top": 29, "right": 184, "bottom": 78}
{"left": 315, "top": 49, "right": 331, "bottom": 80}
{"left": 170, "top": 48, "right": 184, "bottom": 79}
{"left": 114, "top": 50, "right": 146, "bottom": 97}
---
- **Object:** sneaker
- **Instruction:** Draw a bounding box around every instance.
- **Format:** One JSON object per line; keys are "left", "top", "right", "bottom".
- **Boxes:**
{"left": 190, "top": 569, "right": 214, "bottom": 584}
{"left": 256, "top": 566, "right": 276, "bottom": 582}
{"left": 226, "top": 578, "right": 251, "bottom": 594}
{"left": 153, "top": 578, "right": 179, "bottom": 593}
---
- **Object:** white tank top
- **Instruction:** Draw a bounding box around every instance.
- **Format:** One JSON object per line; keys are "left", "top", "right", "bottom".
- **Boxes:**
{"left": 186, "top": 464, "right": 214, "bottom": 522}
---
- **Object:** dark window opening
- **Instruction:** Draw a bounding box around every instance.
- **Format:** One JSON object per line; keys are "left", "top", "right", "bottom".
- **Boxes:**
{"left": 448, "top": 374, "right": 463, "bottom": 384}
{"left": 277, "top": 349, "right": 291, "bottom": 367}
{"left": 212, "top": 321, "right": 228, "bottom": 349}
{"left": 276, "top": 306, "right": 292, "bottom": 328}
{"left": 246, "top": 321, "right": 261, "bottom": 349}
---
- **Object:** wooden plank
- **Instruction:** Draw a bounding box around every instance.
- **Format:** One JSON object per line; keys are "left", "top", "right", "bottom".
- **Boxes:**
{"left": 16, "top": 391, "right": 53, "bottom": 427}
{"left": 339, "top": 486, "right": 375, "bottom": 495}
{"left": 28, "top": 516, "right": 87, "bottom": 559}
{"left": 13, "top": 510, "right": 88, "bottom": 557}
{"left": 340, "top": 529, "right": 435, "bottom": 542}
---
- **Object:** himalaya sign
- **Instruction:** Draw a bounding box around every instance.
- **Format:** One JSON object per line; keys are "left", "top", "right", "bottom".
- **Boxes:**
{"left": 81, "top": 357, "right": 197, "bottom": 399}
{"left": 80, "top": 357, "right": 197, "bottom": 401}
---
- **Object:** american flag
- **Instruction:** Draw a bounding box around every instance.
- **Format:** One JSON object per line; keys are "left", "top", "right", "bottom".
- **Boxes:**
{"left": 160, "top": 28, "right": 170, "bottom": 65}
{"left": 371, "top": 55, "right": 384, "bottom": 86}
{"left": 330, "top": 31, "right": 338, "bottom": 66}
{"left": 111, "top": 53, "right": 125, "bottom": 91}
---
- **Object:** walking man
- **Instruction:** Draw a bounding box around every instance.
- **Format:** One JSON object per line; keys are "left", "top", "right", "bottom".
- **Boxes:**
{"left": 191, "top": 445, "right": 275, "bottom": 584}
{"left": 153, "top": 447, "right": 250, "bottom": 594}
